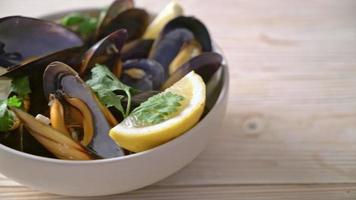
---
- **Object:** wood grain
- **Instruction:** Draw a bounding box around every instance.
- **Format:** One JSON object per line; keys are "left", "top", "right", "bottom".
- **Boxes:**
{"left": 1, "top": 0, "right": 356, "bottom": 199}
{"left": 1, "top": 184, "right": 356, "bottom": 200}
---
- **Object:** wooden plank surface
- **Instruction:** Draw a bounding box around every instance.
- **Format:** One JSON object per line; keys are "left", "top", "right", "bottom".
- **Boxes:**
{"left": 1, "top": 184, "right": 356, "bottom": 200}
{"left": 1, "top": 0, "right": 356, "bottom": 199}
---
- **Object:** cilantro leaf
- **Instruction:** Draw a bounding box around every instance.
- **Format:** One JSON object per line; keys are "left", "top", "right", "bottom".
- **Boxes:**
{"left": 98, "top": 91, "right": 125, "bottom": 113}
{"left": 79, "top": 18, "right": 98, "bottom": 35}
{"left": 0, "top": 99, "right": 16, "bottom": 132}
{"left": 0, "top": 77, "right": 29, "bottom": 132}
{"left": 59, "top": 13, "right": 98, "bottom": 38}
{"left": 60, "top": 13, "right": 84, "bottom": 25}
{"left": 86, "top": 64, "right": 133, "bottom": 117}
{"left": 130, "top": 92, "right": 185, "bottom": 126}
{"left": 11, "top": 76, "right": 31, "bottom": 98}
{"left": 7, "top": 96, "right": 22, "bottom": 108}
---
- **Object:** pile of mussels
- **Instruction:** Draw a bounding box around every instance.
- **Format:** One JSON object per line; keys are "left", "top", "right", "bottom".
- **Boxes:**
{"left": 0, "top": 0, "right": 223, "bottom": 160}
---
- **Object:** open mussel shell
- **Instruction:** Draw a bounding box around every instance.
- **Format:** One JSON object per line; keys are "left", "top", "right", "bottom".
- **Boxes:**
{"left": 97, "top": 8, "right": 149, "bottom": 42}
{"left": 98, "top": 0, "right": 134, "bottom": 27}
{"left": 161, "top": 16, "right": 212, "bottom": 52}
{"left": 95, "top": 0, "right": 134, "bottom": 40}
{"left": 121, "top": 59, "right": 166, "bottom": 91}
{"left": 2, "top": 47, "right": 84, "bottom": 116}
{"left": 0, "top": 42, "right": 20, "bottom": 67}
{"left": 80, "top": 29, "right": 128, "bottom": 76}
{"left": 149, "top": 28, "right": 194, "bottom": 73}
{"left": 0, "top": 16, "right": 83, "bottom": 68}
{"left": 121, "top": 39, "right": 154, "bottom": 61}
{"left": 162, "top": 52, "right": 223, "bottom": 89}
{"left": 43, "top": 61, "right": 124, "bottom": 158}
{"left": 3, "top": 47, "right": 83, "bottom": 77}
{"left": 0, "top": 47, "right": 84, "bottom": 159}
{"left": 0, "top": 125, "right": 56, "bottom": 158}
{"left": 11, "top": 108, "right": 93, "bottom": 160}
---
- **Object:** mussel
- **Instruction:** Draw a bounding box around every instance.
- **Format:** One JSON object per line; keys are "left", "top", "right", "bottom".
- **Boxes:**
{"left": 12, "top": 108, "right": 93, "bottom": 160}
{"left": 80, "top": 29, "right": 128, "bottom": 76}
{"left": 120, "top": 0, "right": 183, "bottom": 62}
{"left": 121, "top": 39, "right": 154, "bottom": 61}
{"left": 161, "top": 16, "right": 212, "bottom": 52}
{"left": 121, "top": 52, "right": 223, "bottom": 94}
{"left": 3, "top": 47, "right": 85, "bottom": 116}
{"left": 43, "top": 62, "right": 124, "bottom": 158}
{"left": 98, "top": 8, "right": 148, "bottom": 42}
{"left": 149, "top": 28, "right": 195, "bottom": 73}
{"left": 95, "top": 0, "right": 134, "bottom": 41}
{"left": 121, "top": 59, "right": 166, "bottom": 91}
{"left": 162, "top": 52, "right": 223, "bottom": 89}
{"left": 96, "top": 0, "right": 148, "bottom": 42}
{"left": 0, "top": 16, "right": 83, "bottom": 68}
{"left": 148, "top": 15, "right": 213, "bottom": 75}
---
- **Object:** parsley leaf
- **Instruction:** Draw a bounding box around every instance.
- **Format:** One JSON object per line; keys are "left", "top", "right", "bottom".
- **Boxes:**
{"left": 0, "top": 100, "right": 13, "bottom": 132}
{"left": 7, "top": 96, "right": 22, "bottom": 108}
{"left": 0, "top": 97, "right": 21, "bottom": 132}
{"left": 11, "top": 76, "right": 31, "bottom": 98}
{"left": 86, "top": 64, "right": 133, "bottom": 117}
{"left": 130, "top": 92, "right": 185, "bottom": 126}
{"left": 98, "top": 91, "right": 125, "bottom": 113}
{"left": 0, "top": 76, "right": 30, "bottom": 132}
{"left": 59, "top": 13, "right": 98, "bottom": 38}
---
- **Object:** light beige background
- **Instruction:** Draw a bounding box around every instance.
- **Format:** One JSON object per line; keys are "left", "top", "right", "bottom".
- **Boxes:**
{"left": 1, "top": 0, "right": 356, "bottom": 199}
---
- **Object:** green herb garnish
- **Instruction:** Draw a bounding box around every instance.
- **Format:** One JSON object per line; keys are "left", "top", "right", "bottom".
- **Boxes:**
{"left": 11, "top": 76, "right": 31, "bottom": 98}
{"left": 86, "top": 64, "right": 133, "bottom": 117}
{"left": 0, "top": 97, "right": 22, "bottom": 132}
{"left": 0, "top": 76, "right": 30, "bottom": 132}
{"left": 130, "top": 92, "right": 185, "bottom": 126}
{"left": 0, "top": 99, "right": 14, "bottom": 132}
{"left": 59, "top": 13, "right": 98, "bottom": 38}
{"left": 7, "top": 96, "right": 22, "bottom": 108}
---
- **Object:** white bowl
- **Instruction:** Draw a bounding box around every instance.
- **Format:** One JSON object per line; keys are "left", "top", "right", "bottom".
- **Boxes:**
{"left": 0, "top": 10, "right": 229, "bottom": 196}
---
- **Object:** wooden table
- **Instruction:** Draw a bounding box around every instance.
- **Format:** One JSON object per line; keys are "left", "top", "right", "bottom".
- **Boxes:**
{"left": 1, "top": 0, "right": 356, "bottom": 199}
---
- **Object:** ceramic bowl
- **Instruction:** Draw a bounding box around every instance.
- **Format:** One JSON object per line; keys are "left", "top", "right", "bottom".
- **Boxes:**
{"left": 0, "top": 9, "right": 229, "bottom": 196}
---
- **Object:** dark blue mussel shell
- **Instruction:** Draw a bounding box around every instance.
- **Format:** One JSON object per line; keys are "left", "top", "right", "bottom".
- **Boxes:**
{"left": 121, "top": 59, "right": 166, "bottom": 91}
{"left": 0, "top": 16, "right": 83, "bottom": 68}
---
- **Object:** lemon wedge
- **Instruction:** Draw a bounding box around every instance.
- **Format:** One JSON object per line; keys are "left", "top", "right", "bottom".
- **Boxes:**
{"left": 109, "top": 71, "right": 206, "bottom": 152}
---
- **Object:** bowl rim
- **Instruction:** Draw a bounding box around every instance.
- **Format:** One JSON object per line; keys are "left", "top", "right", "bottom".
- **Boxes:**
{"left": 0, "top": 8, "right": 230, "bottom": 165}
